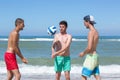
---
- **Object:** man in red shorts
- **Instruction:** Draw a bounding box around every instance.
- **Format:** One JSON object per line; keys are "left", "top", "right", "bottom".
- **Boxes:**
{"left": 4, "top": 18, "right": 28, "bottom": 80}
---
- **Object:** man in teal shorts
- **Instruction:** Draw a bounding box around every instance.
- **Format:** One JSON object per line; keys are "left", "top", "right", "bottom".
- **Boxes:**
{"left": 51, "top": 20, "right": 72, "bottom": 80}
{"left": 79, "top": 15, "right": 101, "bottom": 80}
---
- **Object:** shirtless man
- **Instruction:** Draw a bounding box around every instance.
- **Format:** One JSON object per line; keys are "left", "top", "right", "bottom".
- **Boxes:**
{"left": 79, "top": 15, "right": 101, "bottom": 80}
{"left": 4, "top": 18, "right": 28, "bottom": 80}
{"left": 51, "top": 21, "right": 72, "bottom": 80}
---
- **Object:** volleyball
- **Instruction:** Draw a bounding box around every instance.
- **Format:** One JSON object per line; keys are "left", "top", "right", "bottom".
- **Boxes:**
{"left": 47, "top": 26, "right": 57, "bottom": 35}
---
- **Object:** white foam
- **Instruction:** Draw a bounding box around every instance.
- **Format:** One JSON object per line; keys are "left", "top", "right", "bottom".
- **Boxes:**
{"left": 72, "top": 38, "right": 87, "bottom": 41}
{"left": 0, "top": 38, "right": 87, "bottom": 42}
{"left": 71, "top": 65, "right": 120, "bottom": 74}
{"left": 102, "top": 39, "right": 120, "bottom": 42}
{"left": 0, "top": 38, "right": 8, "bottom": 41}
{"left": 0, "top": 61, "right": 120, "bottom": 75}
{"left": 20, "top": 38, "right": 54, "bottom": 41}
{"left": 0, "top": 38, "right": 120, "bottom": 42}
{"left": 0, "top": 38, "right": 53, "bottom": 41}
{"left": 100, "top": 65, "right": 120, "bottom": 73}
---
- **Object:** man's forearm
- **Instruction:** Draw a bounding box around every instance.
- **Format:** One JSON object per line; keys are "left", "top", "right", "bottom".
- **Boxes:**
{"left": 55, "top": 46, "right": 68, "bottom": 55}
{"left": 83, "top": 48, "right": 91, "bottom": 55}
{"left": 15, "top": 47, "right": 24, "bottom": 59}
{"left": 52, "top": 47, "right": 55, "bottom": 54}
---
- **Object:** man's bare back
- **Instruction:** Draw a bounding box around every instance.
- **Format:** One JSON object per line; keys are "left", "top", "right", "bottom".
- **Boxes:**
{"left": 7, "top": 31, "right": 19, "bottom": 53}
{"left": 88, "top": 30, "right": 99, "bottom": 54}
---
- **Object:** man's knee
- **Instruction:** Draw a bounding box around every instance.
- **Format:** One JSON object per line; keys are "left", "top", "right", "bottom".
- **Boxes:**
{"left": 8, "top": 75, "right": 13, "bottom": 80}
{"left": 7, "top": 72, "right": 13, "bottom": 80}
{"left": 94, "top": 75, "right": 101, "bottom": 80}
{"left": 15, "top": 72, "right": 21, "bottom": 79}
{"left": 65, "top": 72, "right": 70, "bottom": 80}
{"left": 66, "top": 76, "right": 70, "bottom": 80}
{"left": 81, "top": 75, "right": 87, "bottom": 80}
{"left": 17, "top": 73, "right": 21, "bottom": 78}
{"left": 56, "top": 72, "right": 61, "bottom": 80}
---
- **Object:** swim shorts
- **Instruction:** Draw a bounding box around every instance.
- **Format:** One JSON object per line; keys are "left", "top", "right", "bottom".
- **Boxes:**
{"left": 54, "top": 56, "right": 71, "bottom": 72}
{"left": 4, "top": 52, "right": 18, "bottom": 70}
{"left": 82, "top": 54, "right": 100, "bottom": 77}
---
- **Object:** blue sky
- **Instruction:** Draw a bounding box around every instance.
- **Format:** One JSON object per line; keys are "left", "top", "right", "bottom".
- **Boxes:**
{"left": 0, "top": 0, "right": 120, "bottom": 36}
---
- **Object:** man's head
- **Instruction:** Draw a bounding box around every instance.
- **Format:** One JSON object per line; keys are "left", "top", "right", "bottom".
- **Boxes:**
{"left": 83, "top": 15, "right": 96, "bottom": 28}
{"left": 15, "top": 18, "right": 25, "bottom": 30}
{"left": 59, "top": 20, "right": 68, "bottom": 34}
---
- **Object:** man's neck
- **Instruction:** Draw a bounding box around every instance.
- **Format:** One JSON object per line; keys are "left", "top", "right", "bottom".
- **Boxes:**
{"left": 14, "top": 27, "right": 20, "bottom": 33}
{"left": 60, "top": 32, "right": 67, "bottom": 35}
{"left": 89, "top": 24, "right": 95, "bottom": 31}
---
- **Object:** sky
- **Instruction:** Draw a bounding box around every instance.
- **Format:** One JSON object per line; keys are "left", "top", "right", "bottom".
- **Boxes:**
{"left": 0, "top": 0, "right": 120, "bottom": 36}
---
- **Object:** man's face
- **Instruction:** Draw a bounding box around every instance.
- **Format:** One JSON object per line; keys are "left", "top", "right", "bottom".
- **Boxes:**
{"left": 19, "top": 22, "right": 25, "bottom": 30}
{"left": 60, "top": 24, "right": 67, "bottom": 33}
{"left": 84, "top": 21, "right": 89, "bottom": 29}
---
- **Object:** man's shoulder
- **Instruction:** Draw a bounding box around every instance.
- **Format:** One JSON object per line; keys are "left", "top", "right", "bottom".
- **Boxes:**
{"left": 54, "top": 33, "right": 59, "bottom": 37}
{"left": 10, "top": 30, "right": 19, "bottom": 36}
{"left": 88, "top": 30, "right": 98, "bottom": 38}
{"left": 55, "top": 33, "right": 72, "bottom": 38}
{"left": 55, "top": 33, "right": 59, "bottom": 36}
{"left": 89, "top": 30, "right": 95, "bottom": 35}
{"left": 67, "top": 34, "right": 72, "bottom": 38}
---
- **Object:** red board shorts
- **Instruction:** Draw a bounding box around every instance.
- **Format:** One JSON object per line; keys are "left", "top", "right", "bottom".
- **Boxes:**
{"left": 4, "top": 52, "right": 18, "bottom": 70}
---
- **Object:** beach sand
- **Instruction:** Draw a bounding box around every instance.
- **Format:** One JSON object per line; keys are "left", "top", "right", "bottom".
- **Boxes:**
{"left": 1, "top": 73, "right": 120, "bottom": 80}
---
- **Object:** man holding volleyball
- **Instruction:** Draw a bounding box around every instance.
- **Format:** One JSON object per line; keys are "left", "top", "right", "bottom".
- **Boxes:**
{"left": 51, "top": 21, "right": 72, "bottom": 80}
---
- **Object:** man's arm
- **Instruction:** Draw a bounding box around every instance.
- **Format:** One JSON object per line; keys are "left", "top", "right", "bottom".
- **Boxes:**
{"left": 80, "top": 32, "right": 93, "bottom": 57}
{"left": 12, "top": 32, "right": 28, "bottom": 63}
{"left": 55, "top": 35, "right": 72, "bottom": 56}
{"left": 51, "top": 34, "right": 58, "bottom": 57}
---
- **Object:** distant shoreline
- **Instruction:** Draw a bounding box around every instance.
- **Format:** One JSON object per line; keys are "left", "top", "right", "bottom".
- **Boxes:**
{"left": 0, "top": 36, "right": 120, "bottom": 39}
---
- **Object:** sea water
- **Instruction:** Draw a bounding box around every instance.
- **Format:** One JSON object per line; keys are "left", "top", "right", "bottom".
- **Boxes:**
{"left": 0, "top": 36, "right": 120, "bottom": 79}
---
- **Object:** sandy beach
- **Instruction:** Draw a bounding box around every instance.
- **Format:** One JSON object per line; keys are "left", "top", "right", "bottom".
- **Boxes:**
{"left": 1, "top": 73, "right": 120, "bottom": 80}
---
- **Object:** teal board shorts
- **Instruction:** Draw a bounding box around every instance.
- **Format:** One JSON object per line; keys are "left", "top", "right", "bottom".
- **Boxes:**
{"left": 82, "top": 54, "right": 100, "bottom": 77}
{"left": 54, "top": 56, "right": 71, "bottom": 72}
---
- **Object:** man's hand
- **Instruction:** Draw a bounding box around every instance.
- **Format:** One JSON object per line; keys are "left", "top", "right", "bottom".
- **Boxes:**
{"left": 79, "top": 52, "right": 85, "bottom": 57}
{"left": 51, "top": 53, "right": 57, "bottom": 58}
{"left": 21, "top": 58, "right": 28, "bottom": 64}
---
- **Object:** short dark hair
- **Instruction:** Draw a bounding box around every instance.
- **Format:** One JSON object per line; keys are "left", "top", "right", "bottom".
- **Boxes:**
{"left": 15, "top": 18, "right": 24, "bottom": 26}
{"left": 59, "top": 20, "right": 68, "bottom": 28}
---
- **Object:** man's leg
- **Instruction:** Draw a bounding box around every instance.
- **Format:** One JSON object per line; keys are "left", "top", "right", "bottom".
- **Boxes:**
{"left": 56, "top": 72, "right": 61, "bottom": 80}
{"left": 94, "top": 75, "right": 101, "bottom": 80}
{"left": 7, "top": 70, "right": 13, "bottom": 80}
{"left": 12, "top": 69, "right": 21, "bottom": 80}
{"left": 93, "top": 66, "right": 101, "bottom": 80}
{"left": 81, "top": 75, "right": 87, "bottom": 80}
{"left": 64, "top": 71, "right": 70, "bottom": 80}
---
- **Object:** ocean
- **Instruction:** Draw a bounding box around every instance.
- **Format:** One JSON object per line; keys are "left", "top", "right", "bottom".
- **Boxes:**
{"left": 0, "top": 36, "right": 120, "bottom": 80}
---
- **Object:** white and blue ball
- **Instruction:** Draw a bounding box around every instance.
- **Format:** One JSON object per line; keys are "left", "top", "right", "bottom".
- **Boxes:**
{"left": 47, "top": 26, "right": 57, "bottom": 35}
